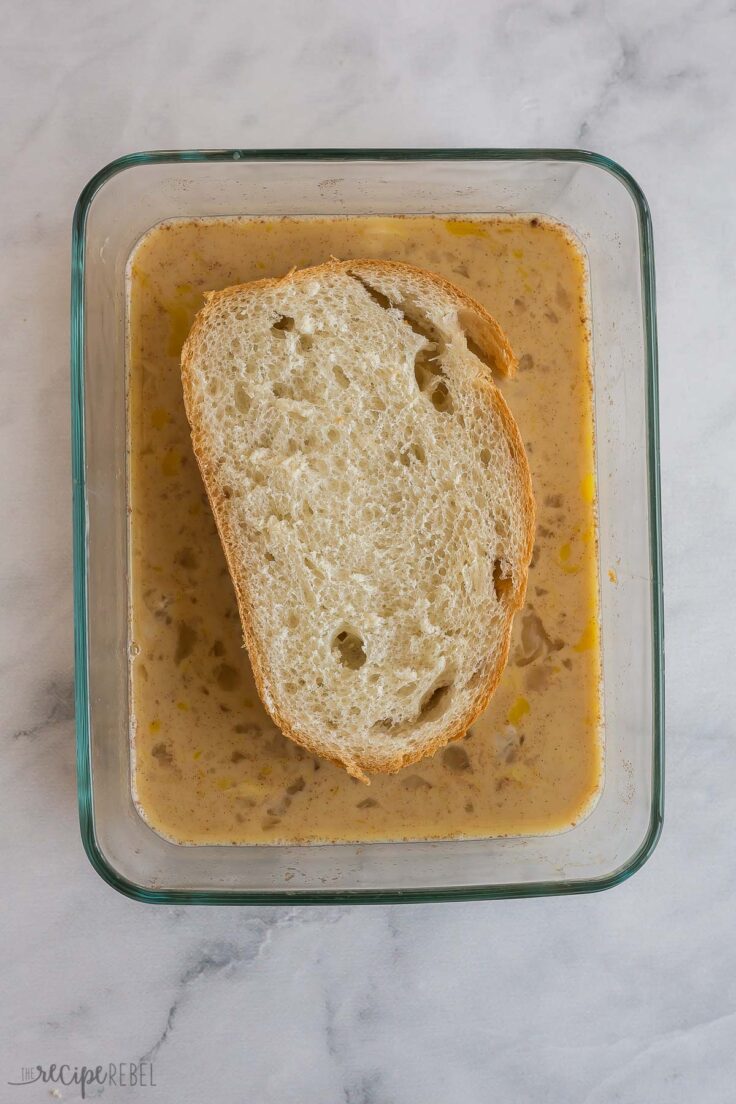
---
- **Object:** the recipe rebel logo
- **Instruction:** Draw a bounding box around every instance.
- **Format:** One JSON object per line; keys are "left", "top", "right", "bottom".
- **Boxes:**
{"left": 8, "top": 1061, "right": 156, "bottom": 1097}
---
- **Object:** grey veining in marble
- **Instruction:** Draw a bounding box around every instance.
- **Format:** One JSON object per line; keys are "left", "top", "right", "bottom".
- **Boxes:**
{"left": 2, "top": 0, "right": 736, "bottom": 1100}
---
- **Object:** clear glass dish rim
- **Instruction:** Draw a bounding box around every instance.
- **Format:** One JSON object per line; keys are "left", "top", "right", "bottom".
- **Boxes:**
{"left": 71, "top": 147, "right": 664, "bottom": 904}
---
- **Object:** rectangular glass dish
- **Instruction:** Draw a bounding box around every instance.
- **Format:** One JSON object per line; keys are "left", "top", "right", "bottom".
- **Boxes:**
{"left": 72, "top": 150, "right": 663, "bottom": 903}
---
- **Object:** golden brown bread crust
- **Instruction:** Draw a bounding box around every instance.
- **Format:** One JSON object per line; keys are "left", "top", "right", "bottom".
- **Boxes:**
{"left": 181, "top": 259, "right": 535, "bottom": 781}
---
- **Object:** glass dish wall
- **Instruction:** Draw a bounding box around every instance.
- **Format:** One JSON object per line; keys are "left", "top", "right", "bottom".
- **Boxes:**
{"left": 72, "top": 150, "right": 663, "bottom": 903}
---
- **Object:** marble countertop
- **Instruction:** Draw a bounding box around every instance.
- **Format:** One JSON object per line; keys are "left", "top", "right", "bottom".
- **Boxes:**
{"left": 3, "top": 0, "right": 736, "bottom": 1100}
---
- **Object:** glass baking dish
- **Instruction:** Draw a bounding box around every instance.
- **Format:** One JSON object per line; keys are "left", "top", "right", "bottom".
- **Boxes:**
{"left": 71, "top": 149, "right": 663, "bottom": 904}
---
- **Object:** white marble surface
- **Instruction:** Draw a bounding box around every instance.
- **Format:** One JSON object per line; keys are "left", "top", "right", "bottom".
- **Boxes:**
{"left": 2, "top": 0, "right": 736, "bottom": 1100}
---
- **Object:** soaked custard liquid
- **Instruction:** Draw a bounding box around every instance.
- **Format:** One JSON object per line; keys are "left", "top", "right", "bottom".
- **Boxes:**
{"left": 127, "top": 215, "right": 602, "bottom": 845}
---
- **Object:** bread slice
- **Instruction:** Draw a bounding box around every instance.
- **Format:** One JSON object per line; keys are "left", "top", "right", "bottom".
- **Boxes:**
{"left": 181, "top": 260, "right": 535, "bottom": 781}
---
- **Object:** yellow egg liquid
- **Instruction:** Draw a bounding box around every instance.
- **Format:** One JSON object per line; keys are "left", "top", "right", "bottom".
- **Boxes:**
{"left": 127, "top": 215, "right": 602, "bottom": 844}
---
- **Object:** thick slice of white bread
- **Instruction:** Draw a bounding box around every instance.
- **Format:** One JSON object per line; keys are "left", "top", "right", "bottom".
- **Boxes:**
{"left": 181, "top": 260, "right": 535, "bottom": 781}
